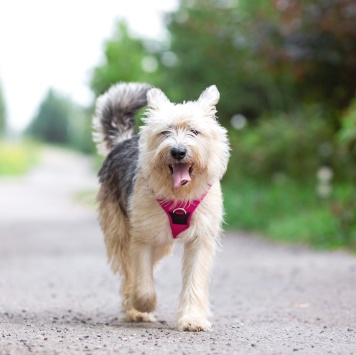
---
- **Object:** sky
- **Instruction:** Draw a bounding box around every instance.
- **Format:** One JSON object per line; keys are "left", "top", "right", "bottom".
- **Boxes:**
{"left": 0, "top": 0, "right": 178, "bottom": 132}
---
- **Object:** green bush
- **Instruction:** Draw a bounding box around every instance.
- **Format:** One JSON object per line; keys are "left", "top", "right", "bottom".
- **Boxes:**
{"left": 226, "top": 109, "right": 345, "bottom": 183}
{"left": 223, "top": 104, "right": 356, "bottom": 251}
{"left": 223, "top": 178, "right": 356, "bottom": 251}
{"left": 338, "top": 96, "right": 356, "bottom": 177}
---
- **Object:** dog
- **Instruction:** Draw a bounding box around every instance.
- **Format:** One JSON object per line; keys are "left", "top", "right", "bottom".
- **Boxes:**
{"left": 93, "top": 82, "right": 230, "bottom": 331}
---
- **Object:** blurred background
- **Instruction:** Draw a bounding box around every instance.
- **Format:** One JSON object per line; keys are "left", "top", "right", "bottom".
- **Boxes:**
{"left": 0, "top": 0, "right": 355, "bottom": 250}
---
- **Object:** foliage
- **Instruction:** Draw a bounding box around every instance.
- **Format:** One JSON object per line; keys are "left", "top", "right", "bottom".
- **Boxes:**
{"left": 262, "top": 0, "right": 356, "bottom": 116}
{"left": 90, "top": 21, "right": 160, "bottom": 97}
{"left": 26, "top": 89, "right": 71, "bottom": 144}
{"left": 223, "top": 178, "right": 356, "bottom": 250}
{"left": 87, "top": 0, "right": 356, "bottom": 250}
{"left": 90, "top": 3, "right": 295, "bottom": 125}
{"left": 225, "top": 104, "right": 356, "bottom": 249}
{"left": 0, "top": 140, "right": 39, "bottom": 176}
{"left": 89, "top": 1, "right": 355, "bottom": 126}
{"left": 228, "top": 109, "right": 339, "bottom": 182}
{"left": 161, "top": 0, "right": 290, "bottom": 125}
{"left": 26, "top": 89, "right": 95, "bottom": 153}
{"left": 160, "top": 0, "right": 356, "bottom": 124}
{"left": 67, "top": 105, "right": 96, "bottom": 154}
{"left": 338, "top": 96, "right": 356, "bottom": 172}
{"left": 0, "top": 81, "right": 6, "bottom": 136}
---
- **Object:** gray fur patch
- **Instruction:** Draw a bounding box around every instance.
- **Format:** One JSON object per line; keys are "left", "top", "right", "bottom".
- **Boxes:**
{"left": 98, "top": 135, "right": 139, "bottom": 216}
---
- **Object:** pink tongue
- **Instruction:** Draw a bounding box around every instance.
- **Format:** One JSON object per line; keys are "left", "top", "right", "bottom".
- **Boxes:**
{"left": 172, "top": 163, "right": 191, "bottom": 188}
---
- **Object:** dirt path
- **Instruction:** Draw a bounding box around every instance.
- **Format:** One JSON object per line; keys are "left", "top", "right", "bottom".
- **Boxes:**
{"left": 0, "top": 148, "right": 355, "bottom": 354}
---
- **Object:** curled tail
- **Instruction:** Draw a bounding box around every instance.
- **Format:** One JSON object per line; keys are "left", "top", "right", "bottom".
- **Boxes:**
{"left": 93, "top": 82, "right": 152, "bottom": 156}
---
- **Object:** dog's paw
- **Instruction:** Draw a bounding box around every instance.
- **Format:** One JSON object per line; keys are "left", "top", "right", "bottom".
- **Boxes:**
{"left": 125, "top": 309, "right": 156, "bottom": 323}
{"left": 131, "top": 290, "right": 157, "bottom": 313}
{"left": 177, "top": 317, "right": 212, "bottom": 332}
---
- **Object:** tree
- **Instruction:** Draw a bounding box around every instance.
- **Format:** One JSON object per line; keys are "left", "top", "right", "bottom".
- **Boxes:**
{"left": 0, "top": 81, "right": 6, "bottom": 136}
{"left": 158, "top": 0, "right": 292, "bottom": 125}
{"left": 26, "top": 89, "right": 71, "bottom": 144}
{"left": 68, "top": 105, "right": 96, "bottom": 154}
{"left": 89, "top": 5, "right": 290, "bottom": 124}
{"left": 260, "top": 0, "right": 356, "bottom": 118}
{"left": 90, "top": 21, "right": 160, "bottom": 97}
{"left": 89, "top": 0, "right": 356, "bottom": 127}
{"left": 27, "top": 89, "right": 95, "bottom": 152}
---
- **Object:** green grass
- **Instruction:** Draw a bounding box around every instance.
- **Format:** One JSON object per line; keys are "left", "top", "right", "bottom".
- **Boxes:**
{"left": 0, "top": 140, "right": 40, "bottom": 176}
{"left": 223, "top": 178, "right": 356, "bottom": 251}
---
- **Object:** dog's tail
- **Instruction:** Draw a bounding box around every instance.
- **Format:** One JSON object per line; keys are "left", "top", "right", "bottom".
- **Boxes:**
{"left": 92, "top": 82, "right": 152, "bottom": 156}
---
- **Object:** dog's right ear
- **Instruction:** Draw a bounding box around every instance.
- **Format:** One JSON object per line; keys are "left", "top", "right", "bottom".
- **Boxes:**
{"left": 197, "top": 85, "right": 220, "bottom": 116}
{"left": 147, "top": 88, "right": 170, "bottom": 110}
{"left": 198, "top": 85, "right": 220, "bottom": 104}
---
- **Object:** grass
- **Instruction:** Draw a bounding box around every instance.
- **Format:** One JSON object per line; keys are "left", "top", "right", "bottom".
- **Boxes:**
{"left": 223, "top": 178, "right": 356, "bottom": 251}
{"left": 0, "top": 140, "right": 40, "bottom": 176}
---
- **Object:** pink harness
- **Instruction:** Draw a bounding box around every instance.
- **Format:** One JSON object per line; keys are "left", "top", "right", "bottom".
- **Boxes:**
{"left": 156, "top": 188, "right": 210, "bottom": 239}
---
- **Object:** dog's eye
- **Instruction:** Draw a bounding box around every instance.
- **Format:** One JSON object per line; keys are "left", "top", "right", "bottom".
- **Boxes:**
{"left": 190, "top": 129, "right": 199, "bottom": 136}
{"left": 161, "top": 131, "right": 170, "bottom": 137}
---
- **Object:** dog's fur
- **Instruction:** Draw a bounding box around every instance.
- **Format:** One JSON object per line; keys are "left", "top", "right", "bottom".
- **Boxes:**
{"left": 93, "top": 82, "right": 230, "bottom": 331}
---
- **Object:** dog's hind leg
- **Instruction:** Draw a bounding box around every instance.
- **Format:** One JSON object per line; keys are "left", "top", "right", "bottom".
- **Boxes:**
{"left": 177, "top": 237, "right": 217, "bottom": 332}
{"left": 128, "top": 242, "right": 172, "bottom": 320}
{"left": 97, "top": 198, "right": 154, "bottom": 322}
{"left": 122, "top": 249, "right": 156, "bottom": 323}
{"left": 130, "top": 241, "right": 157, "bottom": 314}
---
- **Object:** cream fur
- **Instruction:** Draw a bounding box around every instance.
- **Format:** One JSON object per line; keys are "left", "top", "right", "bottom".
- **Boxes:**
{"left": 96, "top": 84, "right": 230, "bottom": 331}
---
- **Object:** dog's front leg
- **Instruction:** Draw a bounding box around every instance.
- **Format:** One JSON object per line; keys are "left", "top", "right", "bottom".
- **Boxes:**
{"left": 131, "top": 241, "right": 157, "bottom": 314}
{"left": 177, "top": 238, "right": 216, "bottom": 331}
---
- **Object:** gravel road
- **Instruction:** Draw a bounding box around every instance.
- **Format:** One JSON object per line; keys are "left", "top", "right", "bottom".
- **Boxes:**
{"left": 0, "top": 148, "right": 355, "bottom": 354}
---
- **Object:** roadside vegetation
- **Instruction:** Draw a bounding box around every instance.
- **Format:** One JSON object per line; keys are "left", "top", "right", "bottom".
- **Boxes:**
{"left": 224, "top": 179, "right": 355, "bottom": 250}
{"left": 0, "top": 140, "right": 39, "bottom": 176}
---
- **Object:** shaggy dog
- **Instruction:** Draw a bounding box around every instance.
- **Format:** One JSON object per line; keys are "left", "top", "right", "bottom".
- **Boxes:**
{"left": 93, "top": 82, "right": 230, "bottom": 331}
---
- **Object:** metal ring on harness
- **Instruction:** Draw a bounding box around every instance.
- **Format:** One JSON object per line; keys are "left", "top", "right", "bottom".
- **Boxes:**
{"left": 172, "top": 207, "right": 187, "bottom": 214}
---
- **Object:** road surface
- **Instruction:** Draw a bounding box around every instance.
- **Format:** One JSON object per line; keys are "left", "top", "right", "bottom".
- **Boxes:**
{"left": 0, "top": 147, "right": 355, "bottom": 354}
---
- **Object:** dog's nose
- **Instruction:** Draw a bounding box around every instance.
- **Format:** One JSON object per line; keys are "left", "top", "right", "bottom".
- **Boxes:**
{"left": 171, "top": 147, "right": 187, "bottom": 161}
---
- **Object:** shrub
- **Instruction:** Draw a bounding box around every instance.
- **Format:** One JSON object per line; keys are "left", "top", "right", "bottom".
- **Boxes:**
{"left": 227, "top": 109, "right": 339, "bottom": 183}
{"left": 338, "top": 96, "right": 356, "bottom": 176}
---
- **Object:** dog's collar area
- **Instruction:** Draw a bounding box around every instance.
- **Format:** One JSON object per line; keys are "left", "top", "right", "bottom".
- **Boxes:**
{"left": 155, "top": 187, "right": 211, "bottom": 239}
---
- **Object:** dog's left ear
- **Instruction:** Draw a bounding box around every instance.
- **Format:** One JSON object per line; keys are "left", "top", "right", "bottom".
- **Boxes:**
{"left": 147, "top": 88, "right": 170, "bottom": 110}
{"left": 197, "top": 85, "right": 220, "bottom": 114}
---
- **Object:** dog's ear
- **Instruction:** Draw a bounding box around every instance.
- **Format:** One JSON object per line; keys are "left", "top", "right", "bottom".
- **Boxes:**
{"left": 147, "top": 88, "right": 170, "bottom": 110}
{"left": 197, "top": 85, "right": 220, "bottom": 113}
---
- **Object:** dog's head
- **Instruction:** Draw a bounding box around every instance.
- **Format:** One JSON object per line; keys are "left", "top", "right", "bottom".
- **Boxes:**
{"left": 138, "top": 85, "right": 230, "bottom": 200}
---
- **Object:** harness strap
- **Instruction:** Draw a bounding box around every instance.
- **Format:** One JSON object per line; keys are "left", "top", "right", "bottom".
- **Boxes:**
{"left": 155, "top": 188, "right": 210, "bottom": 238}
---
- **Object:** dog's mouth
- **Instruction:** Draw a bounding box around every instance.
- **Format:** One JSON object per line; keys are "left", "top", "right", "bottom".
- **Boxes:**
{"left": 169, "top": 163, "right": 193, "bottom": 189}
